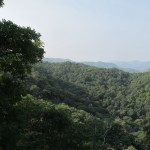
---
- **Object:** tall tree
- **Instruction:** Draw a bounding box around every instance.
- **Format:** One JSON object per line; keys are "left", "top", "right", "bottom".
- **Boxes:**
{"left": 0, "top": 0, "right": 4, "bottom": 7}
{"left": 0, "top": 20, "right": 44, "bottom": 78}
{"left": 0, "top": 2, "right": 45, "bottom": 149}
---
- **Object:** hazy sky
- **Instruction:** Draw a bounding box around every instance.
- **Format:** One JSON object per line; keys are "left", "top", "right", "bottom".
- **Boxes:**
{"left": 1, "top": 0, "right": 150, "bottom": 62}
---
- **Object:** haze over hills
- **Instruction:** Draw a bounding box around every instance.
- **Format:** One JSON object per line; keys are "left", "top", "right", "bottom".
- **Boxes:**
{"left": 43, "top": 58, "right": 150, "bottom": 73}
{"left": 81, "top": 61, "right": 118, "bottom": 68}
{"left": 43, "top": 58, "right": 73, "bottom": 63}
{"left": 113, "top": 61, "right": 150, "bottom": 71}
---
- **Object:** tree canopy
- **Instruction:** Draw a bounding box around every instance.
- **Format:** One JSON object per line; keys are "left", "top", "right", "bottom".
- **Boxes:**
{"left": 0, "top": 0, "right": 4, "bottom": 7}
{"left": 0, "top": 20, "right": 44, "bottom": 78}
{"left": 0, "top": 1, "right": 45, "bottom": 149}
{"left": 26, "top": 61, "right": 149, "bottom": 150}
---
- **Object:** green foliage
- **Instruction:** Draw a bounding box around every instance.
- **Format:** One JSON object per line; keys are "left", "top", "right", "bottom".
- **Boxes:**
{"left": 105, "top": 124, "right": 134, "bottom": 150}
{"left": 17, "top": 95, "right": 70, "bottom": 149}
{"left": 24, "top": 61, "right": 150, "bottom": 149}
{"left": 125, "top": 146, "right": 137, "bottom": 150}
{"left": 0, "top": 20, "right": 44, "bottom": 78}
{"left": 1, "top": 59, "right": 149, "bottom": 149}
{"left": 0, "top": 4, "right": 44, "bottom": 148}
{"left": 143, "top": 124, "right": 150, "bottom": 150}
{"left": 0, "top": 75, "right": 25, "bottom": 149}
{"left": 0, "top": 0, "right": 4, "bottom": 7}
{"left": 15, "top": 95, "right": 105, "bottom": 150}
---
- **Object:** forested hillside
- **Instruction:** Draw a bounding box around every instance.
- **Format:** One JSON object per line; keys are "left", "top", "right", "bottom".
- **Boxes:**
{"left": 23, "top": 61, "right": 150, "bottom": 150}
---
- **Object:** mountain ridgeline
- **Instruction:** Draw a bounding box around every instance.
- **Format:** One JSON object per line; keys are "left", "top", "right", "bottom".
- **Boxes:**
{"left": 23, "top": 61, "right": 150, "bottom": 150}
{"left": 43, "top": 58, "right": 150, "bottom": 73}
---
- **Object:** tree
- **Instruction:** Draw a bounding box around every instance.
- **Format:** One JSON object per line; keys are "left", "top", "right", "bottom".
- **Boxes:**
{"left": 104, "top": 123, "right": 134, "bottom": 150}
{"left": 0, "top": 2, "right": 45, "bottom": 149}
{"left": 0, "top": 0, "right": 4, "bottom": 7}
{"left": 16, "top": 95, "right": 72, "bottom": 150}
{"left": 144, "top": 124, "right": 150, "bottom": 150}
{"left": 0, "top": 20, "right": 45, "bottom": 78}
{"left": 125, "top": 146, "right": 137, "bottom": 150}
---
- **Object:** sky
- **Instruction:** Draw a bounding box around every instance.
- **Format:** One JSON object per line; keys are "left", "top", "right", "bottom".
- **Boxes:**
{"left": 1, "top": 0, "right": 150, "bottom": 62}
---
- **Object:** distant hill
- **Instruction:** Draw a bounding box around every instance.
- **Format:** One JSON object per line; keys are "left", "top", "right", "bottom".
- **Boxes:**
{"left": 81, "top": 61, "right": 118, "bottom": 68}
{"left": 43, "top": 58, "right": 118, "bottom": 68}
{"left": 43, "top": 58, "right": 150, "bottom": 73}
{"left": 120, "top": 68, "right": 139, "bottom": 73}
{"left": 43, "top": 58, "right": 72, "bottom": 63}
{"left": 113, "top": 60, "right": 150, "bottom": 70}
{"left": 140, "top": 68, "right": 150, "bottom": 72}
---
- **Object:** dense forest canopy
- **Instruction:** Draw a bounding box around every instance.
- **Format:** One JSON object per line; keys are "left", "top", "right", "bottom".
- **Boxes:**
{"left": 24, "top": 62, "right": 150, "bottom": 150}
{"left": 0, "top": 1, "right": 150, "bottom": 150}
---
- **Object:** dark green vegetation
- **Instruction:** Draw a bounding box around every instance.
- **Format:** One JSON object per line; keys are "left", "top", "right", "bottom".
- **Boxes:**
{"left": 0, "top": 1, "right": 150, "bottom": 150}
{"left": 24, "top": 62, "right": 149, "bottom": 150}
{"left": 0, "top": 1, "right": 45, "bottom": 148}
{"left": 1, "top": 58, "right": 150, "bottom": 149}
{"left": 0, "top": 0, "right": 4, "bottom": 7}
{"left": 0, "top": 20, "right": 44, "bottom": 78}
